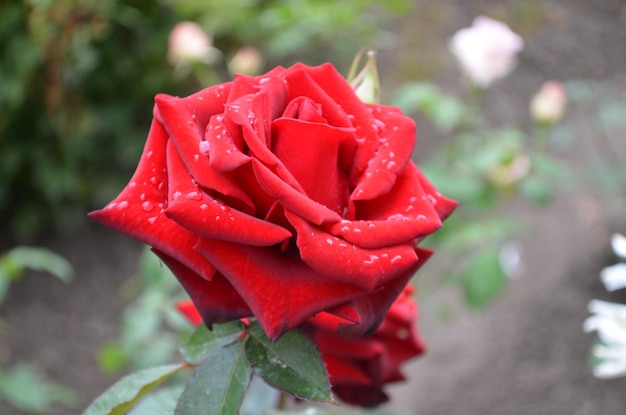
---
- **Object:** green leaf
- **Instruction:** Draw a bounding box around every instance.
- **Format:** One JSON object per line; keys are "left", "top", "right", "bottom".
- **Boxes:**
{"left": 3, "top": 247, "right": 73, "bottom": 282}
{"left": 179, "top": 321, "right": 245, "bottom": 365}
{"left": 246, "top": 322, "right": 333, "bottom": 403}
{"left": 175, "top": 341, "right": 251, "bottom": 415}
{"left": 460, "top": 248, "right": 507, "bottom": 308}
{"left": 128, "top": 385, "right": 184, "bottom": 415}
{"left": 82, "top": 364, "right": 187, "bottom": 415}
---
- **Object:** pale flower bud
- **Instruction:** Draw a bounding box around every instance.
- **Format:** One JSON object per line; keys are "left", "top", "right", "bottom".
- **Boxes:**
{"left": 168, "top": 21, "right": 218, "bottom": 66}
{"left": 530, "top": 81, "right": 567, "bottom": 124}
{"left": 487, "top": 153, "right": 531, "bottom": 188}
{"left": 349, "top": 50, "right": 380, "bottom": 104}
{"left": 228, "top": 46, "right": 263, "bottom": 76}
{"left": 449, "top": 16, "right": 524, "bottom": 88}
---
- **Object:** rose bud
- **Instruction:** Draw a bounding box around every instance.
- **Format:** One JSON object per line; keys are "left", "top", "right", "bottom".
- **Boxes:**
{"left": 530, "top": 81, "right": 567, "bottom": 124}
{"left": 305, "top": 285, "right": 425, "bottom": 408}
{"left": 90, "top": 63, "right": 456, "bottom": 341}
{"left": 228, "top": 46, "right": 263, "bottom": 76}
{"left": 168, "top": 21, "right": 219, "bottom": 67}
{"left": 449, "top": 16, "right": 524, "bottom": 88}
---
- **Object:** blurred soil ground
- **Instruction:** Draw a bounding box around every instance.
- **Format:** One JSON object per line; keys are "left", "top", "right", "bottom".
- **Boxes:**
{"left": 1, "top": 1, "right": 626, "bottom": 414}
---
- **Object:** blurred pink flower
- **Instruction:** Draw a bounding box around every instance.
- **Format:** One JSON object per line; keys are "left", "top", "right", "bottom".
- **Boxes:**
{"left": 449, "top": 16, "right": 524, "bottom": 88}
{"left": 168, "top": 21, "right": 219, "bottom": 66}
{"left": 530, "top": 81, "right": 567, "bottom": 124}
{"left": 228, "top": 46, "right": 263, "bottom": 76}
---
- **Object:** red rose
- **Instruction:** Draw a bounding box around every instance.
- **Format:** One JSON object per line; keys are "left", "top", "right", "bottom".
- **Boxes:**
{"left": 305, "top": 285, "right": 424, "bottom": 408}
{"left": 89, "top": 63, "right": 455, "bottom": 340}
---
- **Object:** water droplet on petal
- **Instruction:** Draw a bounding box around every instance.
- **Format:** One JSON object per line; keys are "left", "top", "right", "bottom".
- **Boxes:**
{"left": 141, "top": 201, "right": 154, "bottom": 212}
{"left": 117, "top": 201, "right": 129, "bottom": 210}
{"left": 199, "top": 141, "right": 210, "bottom": 155}
{"left": 185, "top": 191, "right": 202, "bottom": 200}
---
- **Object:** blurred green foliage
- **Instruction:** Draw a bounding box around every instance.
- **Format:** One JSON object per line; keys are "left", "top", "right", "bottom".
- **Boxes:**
{"left": 392, "top": 81, "right": 571, "bottom": 309}
{"left": 0, "top": 0, "right": 409, "bottom": 240}
{"left": 0, "top": 245, "right": 75, "bottom": 413}
{"left": 98, "top": 246, "right": 192, "bottom": 375}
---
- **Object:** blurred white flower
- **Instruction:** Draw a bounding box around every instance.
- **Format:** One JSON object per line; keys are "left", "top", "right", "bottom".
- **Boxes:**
{"left": 599, "top": 233, "right": 626, "bottom": 291}
{"left": 611, "top": 233, "right": 626, "bottom": 259}
{"left": 600, "top": 263, "right": 626, "bottom": 292}
{"left": 449, "top": 16, "right": 524, "bottom": 88}
{"left": 584, "top": 299, "right": 626, "bottom": 378}
{"left": 168, "top": 21, "right": 220, "bottom": 67}
{"left": 530, "top": 81, "right": 567, "bottom": 124}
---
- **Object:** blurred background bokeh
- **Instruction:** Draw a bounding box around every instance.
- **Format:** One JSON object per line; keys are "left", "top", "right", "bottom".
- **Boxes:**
{"left": 1, "top": 0, "right": 625, "bottom": 414}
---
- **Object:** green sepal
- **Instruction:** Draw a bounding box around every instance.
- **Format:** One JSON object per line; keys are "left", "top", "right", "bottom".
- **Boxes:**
{"left": 175, "top": 341, "right": 251, "bottom": 415}
{"left": 179, "top": 321, "right": 245, "bottom": 365}
{"left": 245, "top": 322, "right": 334, "bottom": 403}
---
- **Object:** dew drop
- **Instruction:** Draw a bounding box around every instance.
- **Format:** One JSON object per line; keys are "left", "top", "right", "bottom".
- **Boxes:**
{"left": 147, "top": 216, "right": 157, "bottom": 224}
{"left": 199, "top": 141, "right": 210, "bottom": 154}
{"left": 387, "top": 213, "right": 407, "bottom": 221}
{"left": 396, "top": 328, "right": 409, "bottom": 339}
{"left": 185, "top": 191, "right": 202, "bottom": 200}
{"left": 173, "top": 191, "right": 182, "bottom": 199}
{"left": 146, "top": 150, "right": 153, "bottom": 159}
{"left": 117, "top": 201, "right": 129, "bottom": 210}
{"left": 326, "top": 238, "right": 334, "bottom": 245}
{"left": 200, "top": 203, "right": 208, "bottom": 210}
{"left": 390, "top": 255, "right": 403, "bottom": 264}
{"left": 141, "top": 201, "right": 154, "bottom": 212}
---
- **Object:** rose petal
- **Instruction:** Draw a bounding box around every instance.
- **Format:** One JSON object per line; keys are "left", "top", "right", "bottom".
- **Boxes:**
{"left": 194, "top": 238, "right": 367, "bottom": 340}
{"left": 286, "top": 211, "right": 419, "bottom": 290}
{"left": 272, "top": 117, "right": 353, "bottom": 214}
{"left": 336, "top": 248, "right": 433, "bottom": 337}
{"left": 155, "top": 93, "right": 254, "bottom": 210}
{"left": 224, "top": 90, "right": 305, "bottom": 194}
{"left": 351, "top": 105, "right": 416, "bottom": 201}
{"left": 252, "top": 159, "right": 342, "bottom": 225}
{"left": 88, "top": 119, "right": 214, "bottom": 281}
{"left": 205, "top": 114, "right": 250, "bottom": 171}
{"left": 323, "top": 355, "right": 374, "bottom": 386}
{"left": 352, "top": 163, "right": 443, "bottom": 244}
{"left": 165, "top": 140, "right": 292, "bottom": 246}
{"left": 413, "top": 164, "right": 458, "bottom": 221}
{"left": 176, "top": 300, "right": 203, "bottom": 326}
{"left": 154, "top": 249, "right": 251, "bottom": 326}
{"left": 284, "top": 63, "right": 380, "bottom": 186}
